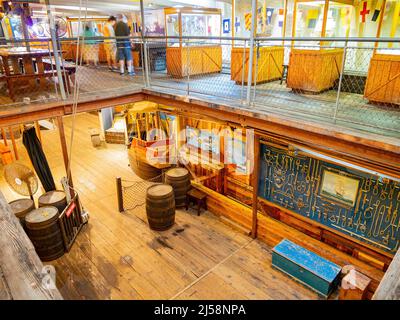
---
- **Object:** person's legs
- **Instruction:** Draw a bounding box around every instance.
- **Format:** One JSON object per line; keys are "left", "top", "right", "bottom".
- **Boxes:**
{"left": 105, "top": 43, "right": 112, "bottom": 69}
{"left": 116, "top": 45, "right": 125, "bottom": 74}
{"left": 124, "top": 47, "right": 135, "bottom": 75}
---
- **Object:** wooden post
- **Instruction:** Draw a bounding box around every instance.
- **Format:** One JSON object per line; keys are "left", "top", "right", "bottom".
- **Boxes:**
{"left": 374, "top": 0, "right": 387, "bottom": 52}
{"left": 251, "top": 134, "right": 260, "bottom": 239}
{"left": 35, "top": 121, "right": 42, "bottom": 144}
{"left": 291, "top": 0, "right": 298, "bottom": 47}
{"left": 282, "top": 0, "right": 288, "bottom": 39}
{"left": 8, "top": 127, "right": 18, "bottom": 160}
{"left": 1, "top": 128, "right": 8, "bottom": 146}
{"left": 373, "top": 246, "right": 400, "bottom": 300}
{"left": 116, "top": 177, "right": 124, "bottom": 212}
{"left": 56, "top": 116, "right": 73, "bottom": 188}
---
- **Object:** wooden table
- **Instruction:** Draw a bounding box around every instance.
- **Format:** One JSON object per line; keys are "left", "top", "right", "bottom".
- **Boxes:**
{"left": 364, "top": 53, "right": 400, "bottom": 105}
{"left": 287, "top": 49, "right": 344, "bottom": 93}
{"left": 0, "top": 48, "right": 55, "bottom": 101}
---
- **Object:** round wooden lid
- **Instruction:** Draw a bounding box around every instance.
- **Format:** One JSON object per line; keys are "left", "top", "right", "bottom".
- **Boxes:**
{"left": 38, "top": 191, "right": 66, "bottom": 205}
{"left": 147, "top": 184, "right": 173, "bottom": 197}
{"left": 25, "top": 206, "right": 59, "bottom": 225}
{"left": 166, "top": 168, "right": 189, "bottom": 178}
{"left": 9, "top": 199, "right": 34, "bottom": 216}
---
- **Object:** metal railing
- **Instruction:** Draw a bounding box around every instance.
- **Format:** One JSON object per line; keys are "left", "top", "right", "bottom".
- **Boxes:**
{"left": 0, "top": 36, "right": 398, "bottom": 138}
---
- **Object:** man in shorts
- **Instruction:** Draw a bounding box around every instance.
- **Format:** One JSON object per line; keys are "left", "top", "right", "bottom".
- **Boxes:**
{"left": 103, "top": 16, "right": 117, "bottom": 72}
{"left": 115, "top": 14, "right": 135, "bottom": 76}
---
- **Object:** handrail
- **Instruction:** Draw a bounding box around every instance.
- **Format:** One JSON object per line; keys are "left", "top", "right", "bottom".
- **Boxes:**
{"left": 0, "top": 36, "right": 399, "bottom": 44}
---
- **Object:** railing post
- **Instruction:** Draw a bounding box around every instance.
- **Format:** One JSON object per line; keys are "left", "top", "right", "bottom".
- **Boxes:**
{"left": 116, "top": 177, "right": 124, "bottom": 213}
{"left": 240, "top": 39, "right": 247, "bottom": 103}
{"left": 186, "top": 38, "right": 190, "bottom": 96}
{"left": 252, "top": 40, "right": 260, "bottom": 103}
{"left": 333, "top": 40, "right": 348, "bottom": 123}
{"left": 246, "top": 0, "right": 257, "bottom": 105}
{"left": 44, "top": 0, "right": 66, "bottom": 100}
{"left": 140, "top": 0, "right": 150, "bottom": 87}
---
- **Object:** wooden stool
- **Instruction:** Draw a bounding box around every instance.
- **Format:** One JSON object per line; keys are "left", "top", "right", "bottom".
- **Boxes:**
{"left": 339, "top": 269, "right": 371, "bottom": 300}
{"left": 280, "top": 64, "right": 288, "bottom": 85}
{"left": 186, "top": 188, "right": 207, "bottom": 216}
{"left": 89, "top": 129, "right": 101, "bottom": 147}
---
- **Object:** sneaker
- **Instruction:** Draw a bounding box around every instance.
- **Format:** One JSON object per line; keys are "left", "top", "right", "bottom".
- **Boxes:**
{"left": 120, "top": 72, "right": 126, "bottom": 76}
{"left": 128, "top": 72, "right": 136, "bottom": 76}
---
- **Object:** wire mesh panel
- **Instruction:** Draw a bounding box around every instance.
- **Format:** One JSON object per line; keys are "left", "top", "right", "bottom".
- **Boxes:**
{"left": 253, "top": 40, "right": 339, "bottom": 121}
{"left": 119, "top": 173, "right": 164, "bottom": 211}
{"left": 59, "top": 37, "right": 144, "bottom": 99}
{"left": 334, "top": 44, "right": 400, "bottom": 136}
{"left": 0, "top": 39, "right": 62, "bottom": 108}
{"left": 187, "top": 38, "right": 246, "bottom": 103}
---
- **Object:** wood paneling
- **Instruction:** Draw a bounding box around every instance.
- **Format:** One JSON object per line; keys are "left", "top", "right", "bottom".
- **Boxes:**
{"left": 364, "top": 54, "right": 400, "bottom": 105}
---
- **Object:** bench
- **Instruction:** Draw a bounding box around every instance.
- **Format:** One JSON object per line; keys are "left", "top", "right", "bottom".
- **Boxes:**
{"left": 42, "top": 58, "right": 77, "bottom": 92}
{"left": 272, "top": 239, "right": 341, "bottom": 298}
{"left": 186, "top": 188, "right": 207, "bottom": 216}
{"left": 0, "top": 143, "right": 12, "bottom": 165}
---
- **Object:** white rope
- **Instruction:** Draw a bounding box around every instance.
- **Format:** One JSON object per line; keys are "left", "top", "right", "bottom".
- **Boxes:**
{"left": 66, "top": 0, "right": 88, "bottom": 184}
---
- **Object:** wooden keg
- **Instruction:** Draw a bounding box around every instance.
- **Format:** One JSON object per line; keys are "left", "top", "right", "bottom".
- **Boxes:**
{"left": 128, "top": 147, "right": 162, "bottom": 181}
{"left": 165, "top": 167, "right": 191, "bottom": 207}
{"left": 146, "top": 184, "right": 175, "bottom": 231}
{"left": 38, "top": 190, "right": 67, "bottom": 214}
{"left": 25, "top": 206, "right": 65, "bottom": 261}
{"left": 8, "top": 198, "right": 35, "bottom": 227}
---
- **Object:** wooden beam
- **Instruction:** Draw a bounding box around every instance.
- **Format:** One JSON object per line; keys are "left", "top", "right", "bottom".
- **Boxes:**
{"left": 1, "top": 128, "right": 7, "bottom": 146}
{"left": 56, "top": 116, "right": 73, "bottom": 188}
{"left": 0, "top": 191, "right": 63, "bottom": 300}
{"left": 251, "top": 134, "right": 260, "bottom": 239}
{"left": 34, "top": 121, "right": 42, "bottom": 144}
{"left": 374, "top": 0, "right": 387, "bottom": 52}
{"left": 8, "top": 127, "right": 18, "bottom": 160}
{"left": 373, "top": 247, "right": 400, "bottom": 300}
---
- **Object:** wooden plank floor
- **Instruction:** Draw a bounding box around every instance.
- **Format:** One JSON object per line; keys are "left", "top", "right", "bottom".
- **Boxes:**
{"left": 0, "top": 113, "right": 325, "bottom": 300}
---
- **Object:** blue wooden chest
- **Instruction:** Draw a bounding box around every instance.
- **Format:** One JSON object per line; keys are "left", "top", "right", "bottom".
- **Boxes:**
{"left": 272, "top": 239, "right": 341, "bottom": 298}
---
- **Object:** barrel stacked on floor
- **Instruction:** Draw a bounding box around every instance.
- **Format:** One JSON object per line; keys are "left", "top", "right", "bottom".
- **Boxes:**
{"left": 165, "top": 168, "right": 191, "bottom": 208}
{"left": 146, "top": 184, "right": 176, "bottom": 231}
{"left": 9, "top": 190, "right": 68, "bottom": 262}
{"left": 25, "top": 206, "right": 65, "bottom": 261}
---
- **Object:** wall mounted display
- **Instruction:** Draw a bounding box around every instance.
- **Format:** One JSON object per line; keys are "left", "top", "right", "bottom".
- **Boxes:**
{"left": 258, "top": 142, "right": 400, "bottom": 254}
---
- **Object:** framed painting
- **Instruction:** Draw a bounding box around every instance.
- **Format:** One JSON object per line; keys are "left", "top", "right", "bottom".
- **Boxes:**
{"left": 320, "top": 169, "right": 360, "bottom": 207}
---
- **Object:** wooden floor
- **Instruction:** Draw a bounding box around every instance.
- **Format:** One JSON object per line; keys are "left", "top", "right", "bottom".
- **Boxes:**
{"left": 0, "top": 113, "right": 326, "bottom": 300}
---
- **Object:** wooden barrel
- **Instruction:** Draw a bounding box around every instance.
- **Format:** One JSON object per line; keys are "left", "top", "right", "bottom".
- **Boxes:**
{"left": 146, "top": 184, "right": 175, "bottom": 231}
{"left": 38, "top": 190, "right": 67, "bottom": 214}
{"left": 165, "top": 167, "right": 191, "bottom": 207}
{"left": 25, "top": 206, "right": 65, "bottom": 261}
{"left": 8, "top": 198, "right": 35, "bottom": 227}
{"left": 128, "top": 147, "right": 162, "bottom": 181}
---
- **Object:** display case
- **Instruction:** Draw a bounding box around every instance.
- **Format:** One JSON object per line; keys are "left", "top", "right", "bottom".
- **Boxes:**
{"left": 287, "top": 0, "right": 353, "bottom": 93}
{"left": 164, "top": 7, "right": 222, "bottom": 77}
{"left": 231, "top": 0, "right": 285, "bottom": 84}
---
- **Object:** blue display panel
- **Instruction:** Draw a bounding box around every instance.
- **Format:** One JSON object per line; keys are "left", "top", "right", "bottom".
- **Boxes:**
{"left": 258, "top": 144, "right": 400, "bottom": 254}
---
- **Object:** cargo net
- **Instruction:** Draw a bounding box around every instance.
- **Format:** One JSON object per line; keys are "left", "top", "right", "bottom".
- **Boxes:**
{"left": 119, "top": 173, "right": 164, "bottom": 211}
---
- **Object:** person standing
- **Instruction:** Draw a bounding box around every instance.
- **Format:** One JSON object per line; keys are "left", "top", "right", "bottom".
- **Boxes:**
{"left": 82, "top": 22, "right": 100, "bottom": 67}
{"left": 104, "top": 16, "right": 118, "bottom": 72}
{"left": 114, "top": 14, "right": 135, "bottom": 76}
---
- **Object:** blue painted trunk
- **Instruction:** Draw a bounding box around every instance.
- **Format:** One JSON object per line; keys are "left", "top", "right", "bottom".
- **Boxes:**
{"left": 272, "top": 239, "right": 341, "bottom": 298}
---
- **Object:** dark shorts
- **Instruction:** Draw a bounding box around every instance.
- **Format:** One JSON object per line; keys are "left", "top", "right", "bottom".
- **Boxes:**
{"left": 116, "top": 43, "right": 132, "bottom": 61}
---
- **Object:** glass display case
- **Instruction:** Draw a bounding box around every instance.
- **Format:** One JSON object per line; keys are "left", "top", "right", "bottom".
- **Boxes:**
{"left": 164, "top": 7, "right": 222, "bottom": 77}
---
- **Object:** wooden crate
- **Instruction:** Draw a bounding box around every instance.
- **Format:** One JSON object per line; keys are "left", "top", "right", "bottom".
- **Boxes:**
{"left": 231, "top": 46, "right": 284, "bottom": 85}
{"left": 287, "top": 49, "right": 344, "bottom": 93}
{"left": 272, "top": 239, "right": 341, "bottom": 298}
{"left": 339, "top": 269, "right": 371, "bottom": 300}
{"left": 166, "top": 45, "right": 222, "bottom": 78}
{"left": 364, "top": 54, "right": 400, "bottom": 105}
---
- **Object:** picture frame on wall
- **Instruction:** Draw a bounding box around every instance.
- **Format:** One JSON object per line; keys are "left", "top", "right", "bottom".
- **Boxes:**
{"left": 320, "top": 168, "right": 360, "bottom": 207}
